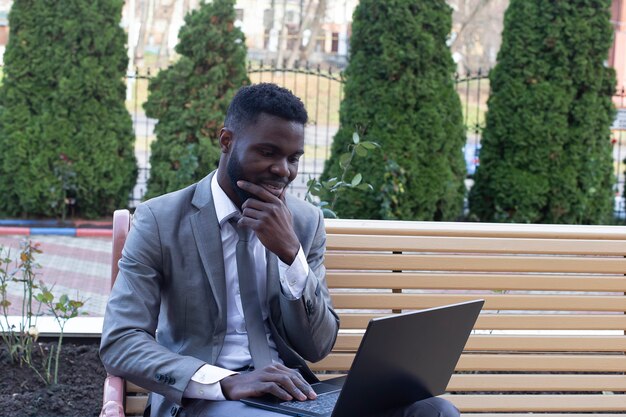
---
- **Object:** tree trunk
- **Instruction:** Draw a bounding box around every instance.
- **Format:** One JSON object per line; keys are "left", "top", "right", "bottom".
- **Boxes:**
{"left": 285, "top": 0, "right": 316, "bottom": 68}
{"left": 275, "top": 0, "right": 289, "bottom": 67}
{"left": 157, "top": 0, "right": 175, "bottom": 68}
{"left": 449, "top": 0, "right": 492, "bottom": 49}
{"left": 299, "top": 0, "right": 326, "bottom": 63}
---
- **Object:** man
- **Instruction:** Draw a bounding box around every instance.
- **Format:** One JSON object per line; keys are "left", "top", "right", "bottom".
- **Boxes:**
{"left": 100, "top": 83, "right": 459, "bottom": 417}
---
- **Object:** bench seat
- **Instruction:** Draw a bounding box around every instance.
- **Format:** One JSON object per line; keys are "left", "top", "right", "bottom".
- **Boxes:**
{"left": 101, "top": 211, "right": 626, "bottom": 416}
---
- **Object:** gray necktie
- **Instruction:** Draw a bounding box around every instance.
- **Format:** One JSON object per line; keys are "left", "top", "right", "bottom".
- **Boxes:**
{"left": 229, "top": 217, "right": 273, "bottom": 369}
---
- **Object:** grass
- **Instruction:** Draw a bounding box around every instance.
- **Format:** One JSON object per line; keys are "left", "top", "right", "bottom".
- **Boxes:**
{"left": 125, "top": 71, "right": 154, "bottom": 115}
{"left": 134, "top": 135, "right": 155, "bottom": 153}
{"left": 456, "top": 77, "right": 490, "bottom": 134}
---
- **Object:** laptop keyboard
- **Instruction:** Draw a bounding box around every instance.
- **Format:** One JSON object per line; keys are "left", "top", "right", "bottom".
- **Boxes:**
{"left": 280, "top": 390, "right": 340, "bottom": 415}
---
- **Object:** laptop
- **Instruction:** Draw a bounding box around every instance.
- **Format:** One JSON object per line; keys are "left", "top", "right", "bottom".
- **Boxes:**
{"left": 241, "top": 299, "right": 484, "bottom": 417}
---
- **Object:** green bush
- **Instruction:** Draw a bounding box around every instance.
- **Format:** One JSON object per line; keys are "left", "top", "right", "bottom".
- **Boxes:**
{"left": 0, "top": 0, "right": 136, "bottom": 219}
{"left": 144, "top": 0, "right": 248, "bottom": 198}
{"left": 469, "top": 0, "right": 616, "bottom": 224}
{"left": 321, "top": 0, "right": 466, "bottom": 220}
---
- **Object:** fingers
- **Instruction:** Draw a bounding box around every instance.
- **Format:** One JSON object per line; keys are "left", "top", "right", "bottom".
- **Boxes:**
{"left": 235, "top": 181, "right": 300, "bottom": 264}
{"left": 237, "top": 180, "right": 283, "bottom": 203}
{"left": 260, "top": 364, "right": 313, "bottom": 401}
{"left": 220, "top": 365, "right": 316, "bottom": 402}
{"left": 270, "top": 364, "right": 317, "bottom": 400}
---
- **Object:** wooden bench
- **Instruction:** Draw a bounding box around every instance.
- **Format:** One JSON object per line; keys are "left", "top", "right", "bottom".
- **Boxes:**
{"left": 101, "top": 209, "right": 626, "bottom": 416}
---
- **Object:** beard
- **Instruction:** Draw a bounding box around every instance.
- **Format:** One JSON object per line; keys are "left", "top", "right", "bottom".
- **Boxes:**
{"left": 226, "top": 149, "right": 292, "bottom": 207}
{"left": 226, "top": 152, "right": 256, "bottom": 206}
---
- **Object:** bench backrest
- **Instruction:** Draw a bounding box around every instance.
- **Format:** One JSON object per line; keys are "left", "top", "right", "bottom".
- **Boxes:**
{"left": 110, "top": 211, "right": 626, "bottom": 415}
{"left": 320, "top": 219, "right": 626, "bottom": 414}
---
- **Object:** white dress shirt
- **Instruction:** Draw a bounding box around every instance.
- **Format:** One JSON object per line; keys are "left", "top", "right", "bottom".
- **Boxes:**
{"left": 183, "top": 175, "right": 310, "bottom": 400}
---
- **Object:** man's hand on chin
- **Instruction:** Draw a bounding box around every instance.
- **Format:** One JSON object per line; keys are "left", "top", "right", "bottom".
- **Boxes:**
{"left": 235, "top": 180, "right": 300, "bottom": 264}
{"left": 220, "top": 364, "right": 317, "bottom": 401}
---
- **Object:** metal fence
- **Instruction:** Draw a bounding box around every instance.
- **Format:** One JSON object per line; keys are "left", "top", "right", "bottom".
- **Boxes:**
{"left": 126, "top": 64, "right": 626, "bottom": 220}
{"left": 248, "top": 61, "right": 344, "bottom": 199}
{"left": 611, "top": 87, "right": 626, "bottom": 220}
{"left": 126, "top": 62, "right": 345, "bottom": 204}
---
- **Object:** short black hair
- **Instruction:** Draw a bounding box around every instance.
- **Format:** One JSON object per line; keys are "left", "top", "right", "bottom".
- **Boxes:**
{"left": 224, "top": 83, "right": 308, "bottom": 133}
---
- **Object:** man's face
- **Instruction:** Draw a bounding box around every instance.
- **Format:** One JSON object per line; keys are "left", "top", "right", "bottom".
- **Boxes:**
{"left": 221, "top": 113, "right": 305, "bottom": 207}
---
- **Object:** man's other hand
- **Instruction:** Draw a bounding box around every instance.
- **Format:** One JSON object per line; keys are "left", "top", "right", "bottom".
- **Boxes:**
{"left": 220, "top": 364, "right": 317, "bottom": 401}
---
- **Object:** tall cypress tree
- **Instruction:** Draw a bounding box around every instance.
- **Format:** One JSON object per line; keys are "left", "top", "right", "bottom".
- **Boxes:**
{"left": 321, "top": 0, "right": 466, "bottom": 220}
{"left": 0, "top": 0, "right": 136, "bottom": 219}
{"left": 144, "top": 0, "right": 248, "bottom": 199}
{"left": 469, "top": 1, "right": 616, "bottom": 224}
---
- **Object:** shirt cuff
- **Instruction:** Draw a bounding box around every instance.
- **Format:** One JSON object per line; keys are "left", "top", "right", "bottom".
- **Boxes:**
{"left": 183, "top": 364, "right": 237, "bottom": 401}
{"left": 278, "top": 246, "right": 309, "bottom": 299}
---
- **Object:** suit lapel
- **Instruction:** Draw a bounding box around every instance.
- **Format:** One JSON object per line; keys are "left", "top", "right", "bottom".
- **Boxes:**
{"left": 190, "top": 172, "right": 227, "bottom": 362}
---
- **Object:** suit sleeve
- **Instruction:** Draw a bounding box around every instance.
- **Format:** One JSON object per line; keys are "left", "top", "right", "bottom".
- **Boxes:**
{"left": 99, "top": 204, "right": 205, "bottom": 406}
{"left": 278, "top": 208, "right": 339, "bottom": 362}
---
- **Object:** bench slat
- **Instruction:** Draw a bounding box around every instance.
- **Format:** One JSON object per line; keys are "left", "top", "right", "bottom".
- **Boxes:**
{"left": 333, "top": 334, "right": 626, "bottom": 352}
{"left": 125, "top": 396, "right": 148, "bottom": 415}
{"left": 458, "top": 353, "right": 626, "bottom": 371}
{"left": 331, "top": 293, "right": 626, "bottom": 312}
{"left": 447, "top": 374, "right": 626, "bottom": 391}
{"left": 326, "top": 253, "right": 626, "bottom": 274}
{"left": 442, "top": 394, "right": 626, "bottom": 412}
{"left": 126, "top": 381, "right": 148, "bottom": 393}
{"left": 327, "top": 272, "right": 626, "bottom": 292}
{"left": 310, "top": 353, "right": 626, "bottom": 372}
{"left": 338, "top": 313, "right": 626, "bottom": 330}
{"left": 327, "top": 234, "right": 626, "bottom": 255}
{"left": 325, "top": 219, "right": 626, "bottom": 240}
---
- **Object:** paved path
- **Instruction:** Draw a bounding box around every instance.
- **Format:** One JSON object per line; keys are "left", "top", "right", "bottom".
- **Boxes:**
{"left": 0, "top": 235, "right": 112, "bottom": 318}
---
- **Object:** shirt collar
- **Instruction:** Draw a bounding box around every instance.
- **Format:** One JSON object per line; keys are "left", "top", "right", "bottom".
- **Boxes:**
{"left": 211, "top": 173, "right": 240, "bottom": 229}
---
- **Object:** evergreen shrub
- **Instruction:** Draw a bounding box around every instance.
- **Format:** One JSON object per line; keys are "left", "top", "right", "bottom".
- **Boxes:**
{"left": 0, "top": 0, "right": 136, "bottom": 219}
{"left": 144, "top": 0, "right": 248, "bottom": 198}
{"left": 321, "top": 0, "right": 466, "bottom": 220}
{"left": 469, "top": 0, "right": 616, "bottom": 224}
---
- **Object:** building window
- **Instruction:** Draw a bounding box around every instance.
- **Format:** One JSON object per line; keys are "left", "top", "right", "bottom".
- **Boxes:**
{"left": 331, "top": 32, "right": 339, "bottom": 53}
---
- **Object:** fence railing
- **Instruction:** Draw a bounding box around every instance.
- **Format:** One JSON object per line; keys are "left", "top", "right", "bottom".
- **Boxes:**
{"left": 611, "top": 86, "right": 626, "bottom": 219}
{"left": 126, "top": 63, "right": 626, "bottom": 221}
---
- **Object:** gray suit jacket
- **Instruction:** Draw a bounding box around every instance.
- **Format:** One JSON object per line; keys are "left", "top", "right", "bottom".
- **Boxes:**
{"left": 100, "top": 172, "right": 339, "bottom": 417}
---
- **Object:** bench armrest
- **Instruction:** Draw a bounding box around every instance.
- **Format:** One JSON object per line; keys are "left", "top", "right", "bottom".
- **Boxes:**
{"left": 100, "top": 375, "right": 126, "bottom": 417}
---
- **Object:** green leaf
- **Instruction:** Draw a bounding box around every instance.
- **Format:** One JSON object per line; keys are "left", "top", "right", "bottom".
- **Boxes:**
{"left": 322, "top": 208, "right": 338, "bottom": 218}
{"left": 330, "top": 181, "right": 347, "bottom": 191}
{"left": 351, "top": 173, "right": 363, "bottom": 187}
{"left": 356, "top": 183, "right": 373, "bottom": 191}
{"left": 323, "top": 178, "right": 338, "bottom": 188}
{"left": 360, "top": 141, "right": 380, "bottom": 150}
{"left": 309, "top": 187, "right": 322, "bottom": 197}
{"left": 339, "top": 153, "right": 352, "bottom": 169}
{"left": 355, "top": 145, "right": 368, "bottom": 157}
{"left": 352, "top": 132, "right": 360, "bottom": 144}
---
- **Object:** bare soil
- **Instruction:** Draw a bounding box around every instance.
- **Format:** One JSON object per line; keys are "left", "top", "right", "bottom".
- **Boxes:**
{"left": 0, "top": 340, "right": 106, "bottom": 417}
